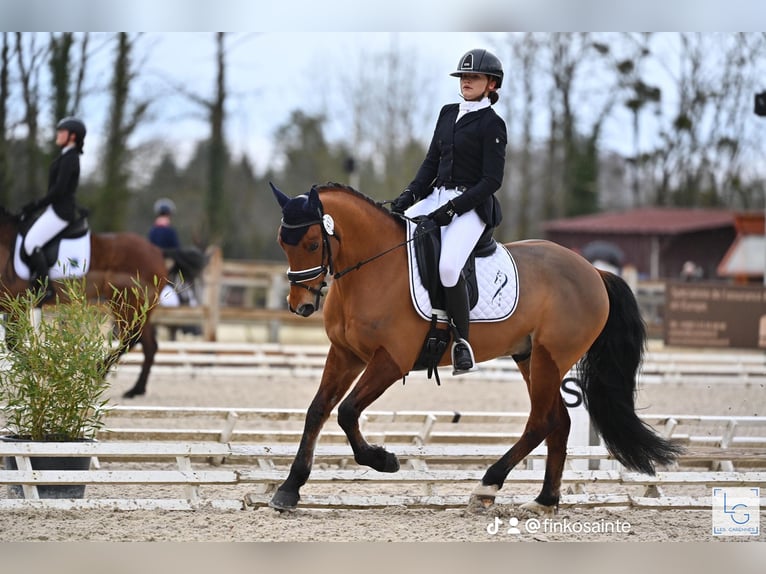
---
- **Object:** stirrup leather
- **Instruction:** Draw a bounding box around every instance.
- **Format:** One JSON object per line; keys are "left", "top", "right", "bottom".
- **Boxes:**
{"left": 451, "top": 337, "right": 478, "bottom": 375}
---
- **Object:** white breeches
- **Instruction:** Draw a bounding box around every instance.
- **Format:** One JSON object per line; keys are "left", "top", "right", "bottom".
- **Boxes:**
{"left": 23, "top": 205, "right": 69, "bottom": 256}
{"left": 405, "top": 186, "right": 486, "bottom": 287}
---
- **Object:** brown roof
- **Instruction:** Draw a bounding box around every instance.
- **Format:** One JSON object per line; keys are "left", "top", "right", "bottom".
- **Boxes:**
{"left": 542, "top": 207, "right": 734, "bottom": 235}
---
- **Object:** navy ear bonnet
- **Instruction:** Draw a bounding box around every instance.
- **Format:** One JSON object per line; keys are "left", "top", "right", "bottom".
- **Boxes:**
{"left": 270, "top": 182, "right": 323, "bottom": 245}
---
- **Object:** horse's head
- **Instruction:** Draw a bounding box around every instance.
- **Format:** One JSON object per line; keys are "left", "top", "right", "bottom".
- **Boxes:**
{"left": 271, "top": 182, "right": 336, "bottom": 317}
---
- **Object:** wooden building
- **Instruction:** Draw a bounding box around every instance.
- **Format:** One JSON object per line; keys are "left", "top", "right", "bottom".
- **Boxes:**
{"left": 542, "top": 208, "right": 736, "bottom": 280}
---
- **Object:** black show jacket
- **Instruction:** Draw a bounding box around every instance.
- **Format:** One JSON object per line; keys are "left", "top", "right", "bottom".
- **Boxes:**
{"left": 45, "top": 146, "right": 81, "bottom": 221}
{"left": 407, "top": 103, "right": 507, "bottom": 228}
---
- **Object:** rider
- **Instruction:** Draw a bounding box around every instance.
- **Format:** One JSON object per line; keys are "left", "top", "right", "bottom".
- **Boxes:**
{"left": 148, "top": 198, "right": 181, "bottom": 250}
{"left": 390, "top": 48, "right": 507, "bottom": 374}
{"left": 24, "top": 116, "right": 87, "bottom": 301}
{"left": 148, "top": 197, "right": 202, "bottom": 314}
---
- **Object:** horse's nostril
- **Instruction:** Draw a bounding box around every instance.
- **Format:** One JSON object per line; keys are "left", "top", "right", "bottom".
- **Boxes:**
{"left": 296, "top": 304, "right": 315, "bottom": 317}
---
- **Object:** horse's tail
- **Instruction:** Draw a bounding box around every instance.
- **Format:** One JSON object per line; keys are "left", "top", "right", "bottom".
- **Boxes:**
{"left": 576, "top": 271, "right": 683, "bottom": 475}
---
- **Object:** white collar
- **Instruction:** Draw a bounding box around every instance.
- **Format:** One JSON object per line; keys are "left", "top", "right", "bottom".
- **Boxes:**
{"left": 459, "top": 97, "right": 491, "bottom": 113}
{"left": 457, "top": 97, "right": 490, "bottom": 122}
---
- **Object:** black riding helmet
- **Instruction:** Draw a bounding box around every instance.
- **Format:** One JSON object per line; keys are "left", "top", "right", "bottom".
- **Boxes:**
{"left": 56, "top": 117, "right": 87, "bottom": 152}
{"left": 450, "top": 49, "right": 504, "bottom": 89}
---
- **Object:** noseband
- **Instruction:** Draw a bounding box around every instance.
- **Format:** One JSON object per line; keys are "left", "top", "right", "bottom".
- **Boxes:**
{"left": 281, "top": 211, "right": 336, "bottom": 310}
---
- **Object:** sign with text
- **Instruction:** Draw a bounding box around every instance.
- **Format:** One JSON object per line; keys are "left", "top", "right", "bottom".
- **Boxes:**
{"left": 664, "top": 281, "right": 766, "bottom": 349}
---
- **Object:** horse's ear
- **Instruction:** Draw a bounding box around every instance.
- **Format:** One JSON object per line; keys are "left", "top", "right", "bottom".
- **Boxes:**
{"left": 308, "top": 187, "right": 320, "bottom": 210}
{"left": 270, "top": 182, "right": 291, "bottom": 208}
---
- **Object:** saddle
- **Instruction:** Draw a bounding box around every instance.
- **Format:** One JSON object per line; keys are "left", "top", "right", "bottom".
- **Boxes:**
{"left": 411, "top": 216, "right": 497, "bottom": 312}
{"left": 409, "top": 217, "right": 498, "bottom": 383}
{"left": 18, "top": 206, "right": 90, "bottom": 269}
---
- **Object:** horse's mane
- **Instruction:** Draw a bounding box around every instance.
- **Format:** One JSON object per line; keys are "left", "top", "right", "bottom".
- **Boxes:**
{"left": 312, "top": 182, "right": 405, "bottom": 228}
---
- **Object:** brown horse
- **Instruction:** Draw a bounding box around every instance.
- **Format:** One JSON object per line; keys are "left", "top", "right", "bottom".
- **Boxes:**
{"left": 267, "top": 182, "right": 682, "bottom": 514}
{"left": 0, "top": 207, "right": 168, "bottom": 399}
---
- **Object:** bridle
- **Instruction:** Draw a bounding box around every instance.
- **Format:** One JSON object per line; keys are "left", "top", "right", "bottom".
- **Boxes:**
{"left": 281, "top": 201, "right": 435, "bottom": 311}
{"left": 281, "top": 208, "right": 337, "bottom": 311}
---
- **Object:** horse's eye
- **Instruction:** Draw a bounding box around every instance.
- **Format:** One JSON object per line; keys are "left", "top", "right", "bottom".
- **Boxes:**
{"left": 308, "top": 242, "right": 320, "bottom": 252}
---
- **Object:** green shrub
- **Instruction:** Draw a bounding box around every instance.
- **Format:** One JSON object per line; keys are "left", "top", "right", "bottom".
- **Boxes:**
{"left": 0, "top": 278, "right": 155, "bottom": 441}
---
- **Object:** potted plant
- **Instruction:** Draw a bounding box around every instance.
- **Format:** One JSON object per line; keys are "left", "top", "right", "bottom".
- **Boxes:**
{"left": 0, "top": 277, "right": 156, "bottom": 498}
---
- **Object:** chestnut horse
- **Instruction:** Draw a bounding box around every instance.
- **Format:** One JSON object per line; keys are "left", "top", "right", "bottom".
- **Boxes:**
{"left": 268, "top": 183, "right": 681, "bottom": 514}
{"left": 0, "top": 207, "right": 168, "bottom": 399}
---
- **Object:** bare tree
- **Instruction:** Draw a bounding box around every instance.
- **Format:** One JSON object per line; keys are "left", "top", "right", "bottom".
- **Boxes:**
{"left": 91, "top": 33, "right": 151, "bottom": 231}
{"left": 333, "top": 35, "right": 433, "bottom": 199}
{"left": 0, "top": 33, "right": 11, "bottom": 204}
{"left": 496, "top": 33, "right": 544, "bottom": 240}
{"left": 14, "top": 33, "right": 46, "bottom": 198}
{"left": 170, "top": 33, "right": 229, "bottom": 244}
{"left": 48, "top": 33, "right": 89, "bottom": 126}
{"left": 641, "top": 33, "right": 766, "bottom": 208}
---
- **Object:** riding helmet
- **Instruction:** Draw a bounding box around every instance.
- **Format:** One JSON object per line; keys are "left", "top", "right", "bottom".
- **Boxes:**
{"left": 56, "top": 117, "right": 87, "bottom": 145}
{"left": 450, "top": 49, "right": 504, "bottom": 89}
{"left": 154, "top": 198, "right": 177, "bottom": 217}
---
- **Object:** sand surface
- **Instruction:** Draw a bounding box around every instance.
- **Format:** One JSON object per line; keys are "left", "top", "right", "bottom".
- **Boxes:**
{"left": 1, "top": 350, "right": 765, "bottom": 543}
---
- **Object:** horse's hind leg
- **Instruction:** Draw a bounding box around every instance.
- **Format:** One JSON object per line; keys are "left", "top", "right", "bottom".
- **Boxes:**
{"left": 269, "top": 344, "right": 365, "bottom": 511}
{"left": 122, "top": 323, "right": 157, "bottom": 399}
{"left": 520, "top": 397, "right": 570, "bottom": 515}
{"left": 471, "top": 345, "right": 566, "bottom": 512}
{"left": 336, "top": 346, "right": 404, "bottom": 473}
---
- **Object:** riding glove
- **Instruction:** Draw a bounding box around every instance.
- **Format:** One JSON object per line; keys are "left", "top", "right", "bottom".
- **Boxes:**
{"left": 390, "top": 188, "right": 415, "bottom": 215}
{"left": 428, "top": 201, "right": 457, "bottom": 226}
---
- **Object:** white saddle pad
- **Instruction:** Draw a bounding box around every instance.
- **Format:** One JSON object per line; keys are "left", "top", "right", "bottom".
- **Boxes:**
{"left": 13, "top": 232, "right": 92, "bottom": 280}
{"left": 406, "top": 221, "right": 519, "bottom": 322}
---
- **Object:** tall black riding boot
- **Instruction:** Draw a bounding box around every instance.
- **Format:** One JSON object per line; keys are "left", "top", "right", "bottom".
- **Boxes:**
{"left": 444, "top": 276, "right": 477, "bottom": 374}
{"left": 27, "top": 248, "right": 53, "bottom": 305}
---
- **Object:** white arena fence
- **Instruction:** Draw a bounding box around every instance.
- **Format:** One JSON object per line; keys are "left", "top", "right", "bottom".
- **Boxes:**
{"left": 2, "top": 342, "right": 765, "bottom": 510}
{"left": 1, "top": 405, "right": 765, "bottom": 511}
{"left": 113, "top": 341, "right": 766, "bottom": 386}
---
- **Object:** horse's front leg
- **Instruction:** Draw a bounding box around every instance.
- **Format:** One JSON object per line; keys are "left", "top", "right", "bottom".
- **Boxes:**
{"left": 337, "top": 346, "right": 404, "bottom": 473}
{"left": 269, "top": 344, "right": 365, "bottom": 511}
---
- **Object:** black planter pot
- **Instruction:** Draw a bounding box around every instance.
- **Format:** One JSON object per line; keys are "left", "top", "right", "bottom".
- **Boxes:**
{"left": 1, "top": 436, "right": 94, "bottom": 499}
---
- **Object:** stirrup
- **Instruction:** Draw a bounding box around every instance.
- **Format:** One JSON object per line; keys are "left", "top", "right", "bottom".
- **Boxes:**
{"left": 451, "top": 337, "right": 478, "bottom": 375}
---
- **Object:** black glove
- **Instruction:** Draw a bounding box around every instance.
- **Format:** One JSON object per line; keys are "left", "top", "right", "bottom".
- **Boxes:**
{"left": 390, "top": 188, "right": 415, "bottom": 215}
{"left": 428, "top": 201, "right": 457, "bottom": 226}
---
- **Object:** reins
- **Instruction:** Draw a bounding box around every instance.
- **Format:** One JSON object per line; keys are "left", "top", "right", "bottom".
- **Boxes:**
{"left": 332, "top": 209, "right": 431, "bottom": 280}
{"left": 282, "top": 199, "right": 436, "bottom": 303}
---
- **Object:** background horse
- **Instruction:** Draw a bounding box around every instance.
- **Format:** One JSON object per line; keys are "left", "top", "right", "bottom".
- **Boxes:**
{"left": 0, "top": 207, "right": 168, "bottom": 399}
{"left": 268, "top": 182, "right": 682, "bottom": 514}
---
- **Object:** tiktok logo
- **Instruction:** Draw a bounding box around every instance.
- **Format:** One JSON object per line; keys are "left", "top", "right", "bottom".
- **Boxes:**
{"left": 486, "top": 516, "right": 521, "bottom": 535}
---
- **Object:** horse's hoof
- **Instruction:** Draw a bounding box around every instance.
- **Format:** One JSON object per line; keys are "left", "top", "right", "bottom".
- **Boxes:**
{"left": 361, "top": 448, "right": 400, "bottom": 473}
{"left": 382, "top": 452, "right": 400, "bottom": 473}
{"left": 122, "top": 388, "right": 145, "bottom": 399}
{"left": 469, "top": 483, "right": 499, "bottom": 510}
{"left": 520, "top": 500, "right": 556, "bottom": 517}
{"left": 268, "top": 489, "right": 299, "bottom": 512}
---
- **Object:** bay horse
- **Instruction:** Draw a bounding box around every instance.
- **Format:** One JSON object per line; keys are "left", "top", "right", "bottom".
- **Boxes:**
{"left": 267, "top": 182, "right": 682, "bottom": 514}
{"left": 0, "top": 206, "right": 168, "bottom": 399}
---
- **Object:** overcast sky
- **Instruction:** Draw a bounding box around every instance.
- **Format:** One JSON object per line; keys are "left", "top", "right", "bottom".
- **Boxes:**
{"left": 3, "top": 2, "right": 765, "bottom": 178}
{"left": 118, "top": 32, "right": 491, "bottom": 175}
